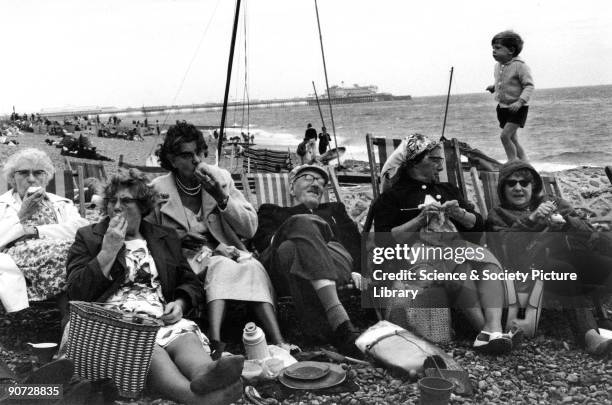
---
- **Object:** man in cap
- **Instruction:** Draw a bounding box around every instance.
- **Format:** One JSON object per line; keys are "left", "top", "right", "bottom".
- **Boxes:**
{"left": 253, "top": 164, "right": 362, "bottom": 356}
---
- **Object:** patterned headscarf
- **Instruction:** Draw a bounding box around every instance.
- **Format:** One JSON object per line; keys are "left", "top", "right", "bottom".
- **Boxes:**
{"left": 404, "top": 133, "right": 439, "bottom": 162}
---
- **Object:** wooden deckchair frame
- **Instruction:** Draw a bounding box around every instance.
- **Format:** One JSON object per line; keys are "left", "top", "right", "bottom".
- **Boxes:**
{"left": 363, "top": 134, "right": 467, "bottom": 232}
{"left": 236, "top": 167, "right": 341, "bottom": 210}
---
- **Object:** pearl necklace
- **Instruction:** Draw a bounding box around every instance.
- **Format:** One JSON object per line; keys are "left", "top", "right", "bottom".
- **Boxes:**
{"left": 175, "top": 176, "right": 201, "bottom": 196}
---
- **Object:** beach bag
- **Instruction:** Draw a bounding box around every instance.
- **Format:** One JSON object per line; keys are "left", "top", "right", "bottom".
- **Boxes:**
{"left": 66, "top": 301, "right": 162, "bottom": 398}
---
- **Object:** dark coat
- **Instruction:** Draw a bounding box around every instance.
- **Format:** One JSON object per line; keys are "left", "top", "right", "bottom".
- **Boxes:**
{"left": 66, "top": 218, "right": 204, "bottom": 310}
{"left": 253, "top": 202, "right": 362, "bottom": 273}
{"left": 373, "top": 177, "right": 484, "bottom": 241}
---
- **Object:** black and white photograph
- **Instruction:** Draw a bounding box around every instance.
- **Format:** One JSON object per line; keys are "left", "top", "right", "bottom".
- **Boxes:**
{"left": 1, "top": 0, "right": 611, "bottom": 404}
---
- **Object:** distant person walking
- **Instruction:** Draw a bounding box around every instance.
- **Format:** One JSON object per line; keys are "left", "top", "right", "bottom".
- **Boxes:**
{"left": 318, "top": 126, "right": 331, "bottom": 155}
{"left": 486, "top": 30, "right": 534, "bottom": 162}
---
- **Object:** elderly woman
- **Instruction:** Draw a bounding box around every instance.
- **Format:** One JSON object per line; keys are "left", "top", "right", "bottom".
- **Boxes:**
{"left": 148, "top": 122, "right": 293, "bottom": 357}
{"left": 0, "top": 148, "right": 88, "bottom": 312}
{"left": 65, "top": 169, "right": 244, "bottom": 405}
{"left": 486, "top": 160, "right": 612, "bottom": 356}
{"left": 373, "top": 133, "right": 513, "bottom": 354}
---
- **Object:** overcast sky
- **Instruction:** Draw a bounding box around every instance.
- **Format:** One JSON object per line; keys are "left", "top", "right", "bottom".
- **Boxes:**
{"left": 2, "top": 0, "right": 611, "bottom": 114}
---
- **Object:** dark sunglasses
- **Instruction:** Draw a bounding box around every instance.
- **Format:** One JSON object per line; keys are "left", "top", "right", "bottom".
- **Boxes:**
{"left": 505, "top": 179, "right": 531, "bottom": 187}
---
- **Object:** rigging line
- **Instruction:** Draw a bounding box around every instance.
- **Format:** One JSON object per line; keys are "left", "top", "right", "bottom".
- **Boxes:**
{"left": 440, "top": 66, "right": 454, "bottom": 141}
{"left": 242, "top": 2, "right": 251, "bottom": 135}
{"left": 160, "top": 0, "right": 222, "bottom": 128}
{"left": 217, "top": 0, "right": 242, "bottom": 162}
{"left": 314, "top": 0, "right": 341, "bottom": 167}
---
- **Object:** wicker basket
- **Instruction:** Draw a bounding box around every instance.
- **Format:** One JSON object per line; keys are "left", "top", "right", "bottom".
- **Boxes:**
{"left": 386, "top": 285, "right": 452, "bottom": 344}
{"left": 66, "top": 301, "right": 162, "bottom": 398}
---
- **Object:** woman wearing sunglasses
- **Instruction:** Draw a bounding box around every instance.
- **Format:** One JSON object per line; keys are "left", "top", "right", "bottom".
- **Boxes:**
{"left": 486, "top": 160, "right": 612, "bottom": 357}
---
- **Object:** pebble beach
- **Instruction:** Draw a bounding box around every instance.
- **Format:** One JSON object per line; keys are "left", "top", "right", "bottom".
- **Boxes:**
{"left": 1, "top": 131, "right": 612, "bottom": 404}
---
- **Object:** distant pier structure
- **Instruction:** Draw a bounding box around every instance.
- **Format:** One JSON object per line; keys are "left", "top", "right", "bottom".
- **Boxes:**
{"left": 38, "top": 84, "right": 411, "bottom": 118}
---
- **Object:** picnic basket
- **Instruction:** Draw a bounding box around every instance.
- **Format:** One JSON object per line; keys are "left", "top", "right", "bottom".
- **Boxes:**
{"left": 66, "top": 301, "right": 162, "bottom": 398}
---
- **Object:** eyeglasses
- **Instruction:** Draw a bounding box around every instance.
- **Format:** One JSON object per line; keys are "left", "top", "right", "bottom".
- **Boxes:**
{"left": 176, "top": 150, "right": 204, "bottom": 160}
{"left": 295, "top": 174, "right": 327, "bottom": 186}
{"left": 15, "top": 169, "right": 47, "bottom": 178}
{"left": 505, "top": 179, "right": 531, "bottom": 187}
{"left": 105, "top": 197, "right": 140, "bottom": 206}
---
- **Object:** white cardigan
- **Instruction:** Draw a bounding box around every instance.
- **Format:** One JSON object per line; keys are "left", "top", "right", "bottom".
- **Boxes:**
{"left": 0, "top": 190, "right": 89, "bottom": 247}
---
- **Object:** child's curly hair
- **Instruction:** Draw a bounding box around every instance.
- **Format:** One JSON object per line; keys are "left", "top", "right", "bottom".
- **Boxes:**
{"left": 491, "top": 30, "right": 524, "bottom": 57}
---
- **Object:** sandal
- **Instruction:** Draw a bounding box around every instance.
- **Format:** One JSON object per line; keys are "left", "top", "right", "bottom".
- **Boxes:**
{"left": 473, "top": 331, "right": 512, "bottom": 354}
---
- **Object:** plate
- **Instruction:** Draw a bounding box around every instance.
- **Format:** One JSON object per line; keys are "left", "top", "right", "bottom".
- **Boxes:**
{"left": 279, "top": 363, "right": 346, "bottom": 390}
{"left": 283, "top": 361, "right": 330, "bottom": 381}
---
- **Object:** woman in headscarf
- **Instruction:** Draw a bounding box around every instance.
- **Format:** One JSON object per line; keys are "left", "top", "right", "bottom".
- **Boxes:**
{"left": 486, "top": 160, "right": 612, "bottom": 356}
{"left": 148, "top": 122, "right": 294, "bottom": 357}
{"left": 373, "top": 133, "right": 513, "bottom": 354}
{"left": 0, "top": 148, "right": 89, "bottom": 312}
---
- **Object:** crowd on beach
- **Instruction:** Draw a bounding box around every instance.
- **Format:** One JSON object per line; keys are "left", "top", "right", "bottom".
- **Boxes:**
{"left": 1, "top": 30, "right": 611, "bottom": 405}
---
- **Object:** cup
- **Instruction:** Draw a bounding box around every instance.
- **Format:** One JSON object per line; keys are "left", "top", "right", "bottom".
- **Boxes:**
{"left": 28, "top": 343, "right": 58, "bottom": 364}
{"left": 418, "top": 376, "right": 454, "bottom": 405}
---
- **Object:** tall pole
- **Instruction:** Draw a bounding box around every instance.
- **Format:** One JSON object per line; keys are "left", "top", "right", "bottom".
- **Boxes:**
{"left": 441, "top": 66, "right": 454, "bottom": 141}
{"left": 217, "top": 0, "right": 242, "bottom": 164}
{"left": 311, "top": 81, "right": 326, "bottom": 129}
{"left": 314, "top": 0, "right": 341, "bottom": 167}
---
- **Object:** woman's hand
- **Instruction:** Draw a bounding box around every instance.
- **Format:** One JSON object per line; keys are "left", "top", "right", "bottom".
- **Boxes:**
{"left": 194, "top": 163, "right": 229, "bottom": 204}
{"left": 161, "top": 299, "right": 185, "bottom": 325}
{"left": 100, "top": 215, "right": 127, "bottom": 258}
{"left": 443, "top": 200, "right": 464, "bottom": 219}
{"left": 212, "top": 243, "right": 240, "bottom": 260}
{"left": 18, "top": 188, "right": 46, "bottom": 221}
{"left": 529, "top": 201, "right": 556, "bottom": 224}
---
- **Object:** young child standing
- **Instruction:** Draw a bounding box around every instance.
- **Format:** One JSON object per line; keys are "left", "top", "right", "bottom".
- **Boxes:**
{"left": 487, "top": 30, "right": 534, "bottom": 161}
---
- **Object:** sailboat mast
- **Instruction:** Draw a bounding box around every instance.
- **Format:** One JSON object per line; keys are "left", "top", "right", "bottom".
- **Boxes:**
{"left": 314, "top": 0, "right": 341, "bottom": 166}
{"left": 218, "top": 0, "right": 242, "bottom": 164}
{"left": 311, "top": 81, "right": 326, "bottom": 129}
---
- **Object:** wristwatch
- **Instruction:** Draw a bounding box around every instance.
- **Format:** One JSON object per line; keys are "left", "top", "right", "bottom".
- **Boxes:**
{"left": 218, "top": 195, "right": 230, "bottom": 210}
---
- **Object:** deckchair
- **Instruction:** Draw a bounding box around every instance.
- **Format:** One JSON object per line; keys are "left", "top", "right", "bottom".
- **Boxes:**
{"left": 363, "top": 134, "right": 468, "bottom": 232}
{"left": 242, "top": 147, "right": 293, "bottom": 174}
{"left": 64, "top": 157, "right": 108, "bottom": 182}
{"left": 240, "top": 168, "right": 340, "bottom": 211}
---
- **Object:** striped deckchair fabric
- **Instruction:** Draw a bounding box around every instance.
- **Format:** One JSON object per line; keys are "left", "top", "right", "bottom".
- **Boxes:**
{"left": 0, "top": 169, "right": 78, "bottom": 206}
{"left": 249, "top": 172, "right": 331, "bottom": 210}
{"left": 242, "top": 147, "right": 293, "bottom": 173}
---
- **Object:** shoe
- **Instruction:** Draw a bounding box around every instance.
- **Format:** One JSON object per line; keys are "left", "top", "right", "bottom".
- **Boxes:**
{"left": 503, "top": 324, "right": 524, "bottom": 346}
{"left": 473, "top": 331, "right": 512, "bottom": 354}
{"left": 23, "top": 358, "right": 74, "bottom": 385}
{"left": 332, "top": 321, "right": 363, "bottom": 359}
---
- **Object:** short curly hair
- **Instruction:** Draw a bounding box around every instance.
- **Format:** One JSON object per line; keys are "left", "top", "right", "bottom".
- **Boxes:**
{"left": 2, "top": 148, "right": 55, "bottom": 189}
{"left": 103, "top": 168, "right": 157, "bottom": 216}
{"left": 158, "top": 122, "right": 208, "bottom": 171}
{"left": 492, "top": 30, "right": 524, "bottom": 57}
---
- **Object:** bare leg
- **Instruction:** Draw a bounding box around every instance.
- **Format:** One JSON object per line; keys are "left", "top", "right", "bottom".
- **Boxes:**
{"left": 478, "top": 280, "right": 504, "bottom": 333}
{"left": 166, "top": 333, "right": 212, "bottom": 380}
{"left": 509, "top": 129, "right": 527, "bottom": 161}
{"left": 500, "top": 123, "right": 520, "bottom": 161}
{"left": 207, "top": 300, "right": 227, "bottom": 342}
{"left": 252, "top": 302, "right": 285, "bottom": 344}
{"left": 451, "top": 277, "right": 485, "bottom": 331}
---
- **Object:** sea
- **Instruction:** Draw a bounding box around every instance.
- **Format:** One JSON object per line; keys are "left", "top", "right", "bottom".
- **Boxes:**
{"left": 147, "top": 84, "right": 612, "bottom": 172}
